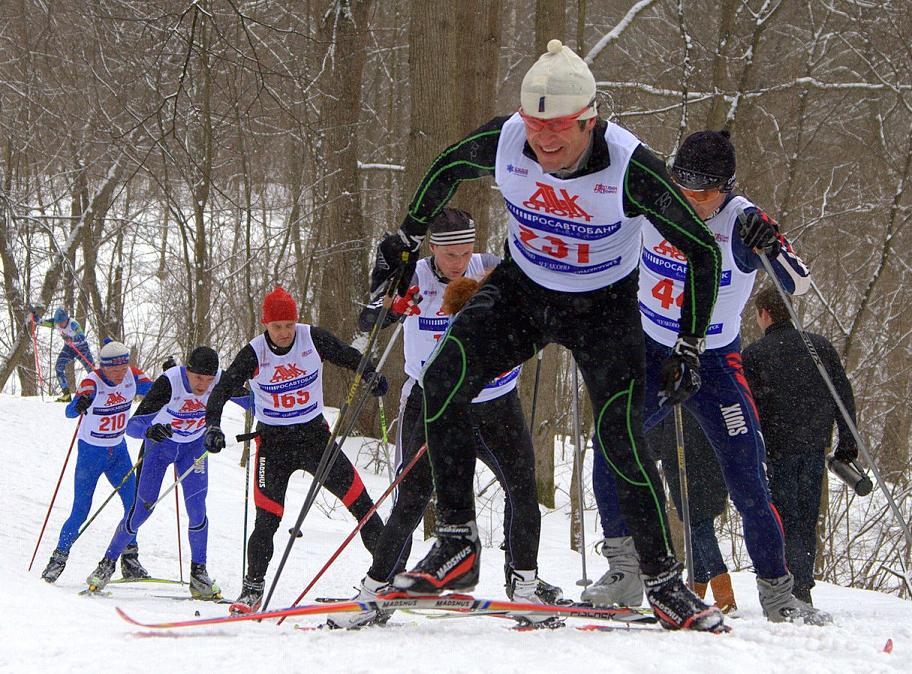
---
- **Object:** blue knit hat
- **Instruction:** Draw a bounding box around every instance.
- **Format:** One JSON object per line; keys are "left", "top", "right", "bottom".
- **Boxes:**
{"left": 53, "top": 308, "right": 68, "bottom": 324}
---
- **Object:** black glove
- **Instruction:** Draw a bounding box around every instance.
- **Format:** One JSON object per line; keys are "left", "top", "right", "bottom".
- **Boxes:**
{"left": 367, "top": 371, "right": 389, "bottom": 397}
{"left": 369, "top": 230, "right": 423, "bottom": 296}
{"left": 658, "top": 335, "right": 704, "bottom": 407}
{"left": 73, "top": 395, "right": 93, "bottom": 415}
{"left": 737, "top": 210, "right": 781, "bottom": 256}
{"left": 834, "top": 444, "right": 858, "bottom": 462}
{"left": 203, "top": 425, "right": 226, "bottom": 454}
{"left": 145, "top": 423, "right": 174, "bottom": 443}
{"left": 162, "top": 356, "right": 177, "bottom": 370}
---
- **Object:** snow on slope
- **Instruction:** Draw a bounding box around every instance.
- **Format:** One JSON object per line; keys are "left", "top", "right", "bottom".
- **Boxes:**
{"left": 1, "top": 393, "right": 909, "bottom": 673}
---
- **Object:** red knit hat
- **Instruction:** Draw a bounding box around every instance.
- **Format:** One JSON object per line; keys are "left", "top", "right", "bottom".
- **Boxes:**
{"left": 262, "top": 286, "right": 298, "bottom": 323}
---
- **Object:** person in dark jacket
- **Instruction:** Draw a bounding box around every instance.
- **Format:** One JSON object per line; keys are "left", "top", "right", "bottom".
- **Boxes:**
{"left": 654, "top": 411, "right": 737, "bottom": 614}
{"left": 742, "top": 286, "right": 857, "bottom": 605}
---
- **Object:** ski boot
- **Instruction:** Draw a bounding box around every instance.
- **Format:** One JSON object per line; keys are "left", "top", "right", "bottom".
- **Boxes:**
{"left": 506, "top": 568, "right": 564, "bottom": 628}
{"left": 86, "top": 557, "right": 117, "bottom": 593}
{"left": 581, "top": 536, "right": 644, "bottom": 607}
{"left": 230, "top": 578, "right": 265, "bottom": 615}
{"left": 189, "top": 563, "right": 222, "bottom": 600}
{"left": 757, "top": 573, "right": 832, "bottom": 626}
{"left": 644, "top": 560, "right": 726, "bottom": 632}
{"left": 120, "top": 544, "right": 150, "bottom": 580}
{"left": 326, "top": 576, "right": 394, "bottom": 629}
{"left": 55, "top": 388, "right": 72, "bottom": 403}
{"left": 393, "top": 521, "right": 481, "bottom": 594}
{"left": 41, "top": 548, "right": 69, "bottom": 583}
{"left": 505, "top": 564, "right": 565, "bottom": 604}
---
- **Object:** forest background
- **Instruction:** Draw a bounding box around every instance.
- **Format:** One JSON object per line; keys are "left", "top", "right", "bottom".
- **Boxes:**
{"left": 1, "top": 0, "right": 909, "bottom": 596}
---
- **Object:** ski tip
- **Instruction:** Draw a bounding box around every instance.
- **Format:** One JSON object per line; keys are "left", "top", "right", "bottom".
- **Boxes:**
{"left": 115, "top": 607, "right": 143, "bottom": 626}
{"left": 883, "top": 638, "right": 893, "bottom": 654}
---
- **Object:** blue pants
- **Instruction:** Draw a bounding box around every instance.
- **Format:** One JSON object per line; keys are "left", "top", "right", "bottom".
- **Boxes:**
{"left": 105, "top": 437, "right": 209, "bottom": 564}
{"left": 55, "top": 341, "right": 95, "bottom": 391}
{"left": 593, "top": 335, "right": 787, "bottom": 579}
{"left": 57, "top": 440, "right": 138, "bottom": 553}
{"left": 767, "top": 452, "right": 824, "bottom": 595}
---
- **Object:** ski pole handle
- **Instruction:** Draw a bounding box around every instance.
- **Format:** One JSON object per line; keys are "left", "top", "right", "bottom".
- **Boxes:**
{"left": 236, "top": 431, "right": 259, "bottom": 442}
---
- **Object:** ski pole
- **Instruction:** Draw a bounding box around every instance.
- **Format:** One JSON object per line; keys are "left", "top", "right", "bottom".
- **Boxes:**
{"left": 72, "top": 450, "right": 144, "bottom": 544}
{"left": 377, "top": 395, "right": 394, "bottom": 482}
{"left": 261, "top": 267, "right": 404, "bottom": 612}
{"left": 173, "top": 465, "right": 184, "bottom": 584}
{"left": 674, "top": 405, "right": 695, "bottom": 589}
{"left": 571, "top": 363, "right": 591, "bottom": 587}
{"left": 30, "top": 315, "right": 46, "bottom": 396}
{"left": 238, "top": 426, "right": 256, "bottom": 581}
{"left": 529, "top": 349, "right": 543, "bottom": 431}
{"left": 28, "top": 418, "right": 81, "bottom": 571}
{"left": 147, "top": 451, "right": 209, "bottom": 512}
{"left": 277, "top": 443, "right": 430, "bottom": 625}
{"left": 753, "top": 244, "right": 912, "bottom": 553}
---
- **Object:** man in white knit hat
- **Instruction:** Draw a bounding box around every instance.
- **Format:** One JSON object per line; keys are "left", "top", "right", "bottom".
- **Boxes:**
{"left": 369, "top": 40, "right": 725, "bottom": 632}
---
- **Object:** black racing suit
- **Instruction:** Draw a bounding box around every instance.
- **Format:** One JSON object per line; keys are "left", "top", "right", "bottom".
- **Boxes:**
{"left": 206, "top": 328, "right": 384, "bottom": 583}
{"left": 398, "top": 116, "right": 721, "bottom": 576}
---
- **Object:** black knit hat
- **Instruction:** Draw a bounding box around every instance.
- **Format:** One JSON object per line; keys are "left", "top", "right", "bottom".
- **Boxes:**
{"left": 428, "top": 208, "right": 476, "bottom": 246}
{"left": 671, "top": 130, "right": 736, "bottom": 192}
{"left": 186, "top": 346, "right": 219, "bottom": 376}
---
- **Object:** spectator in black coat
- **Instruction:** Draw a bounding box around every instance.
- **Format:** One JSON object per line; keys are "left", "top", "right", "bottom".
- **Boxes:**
{"left": 652, "top": 411, "right": 737, "bottom": 613}
{"left": 742, "top": 286, "right": 857, "bottom": 604}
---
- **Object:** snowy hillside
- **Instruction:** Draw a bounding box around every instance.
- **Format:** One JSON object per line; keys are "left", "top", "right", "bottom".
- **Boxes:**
{"left": 2, "top": 394, "right": 909, "bottom": 673}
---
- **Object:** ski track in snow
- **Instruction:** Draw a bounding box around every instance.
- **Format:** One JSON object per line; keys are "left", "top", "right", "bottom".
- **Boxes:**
{"left": 2, "top": 394, "right": 909, "bottom": 673}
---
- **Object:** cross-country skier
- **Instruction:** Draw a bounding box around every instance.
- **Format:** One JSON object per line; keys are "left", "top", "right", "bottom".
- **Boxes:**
{"left": 203, "top": 287, "right": 388, "bottom": 613}
{"left": 585, "top": 129, "right": 830, "bottom": 625}
{"left": 31, "top": 306, "right": 96, "bottom": 402}
{"left": 85, "top": 346, "right": 251, "bottom": 599}
{"left": 331, "top": 209, "right": 558, "bottom": 629}
{"left": 368, "top": 40, "right": 726, "bottom": 632}
{"left": 41, "top": 341, "right": 153, "bottom": 583}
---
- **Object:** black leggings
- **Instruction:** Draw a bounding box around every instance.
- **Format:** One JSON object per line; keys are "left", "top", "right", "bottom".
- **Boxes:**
{"left": 368, "top": 385, "right": 540, "bottom": 581}
{"left": 246, "top": 416, "right": 383, "bottom": 582}
{"left": 422, "top": 259, "right": 674, "bottom": 576}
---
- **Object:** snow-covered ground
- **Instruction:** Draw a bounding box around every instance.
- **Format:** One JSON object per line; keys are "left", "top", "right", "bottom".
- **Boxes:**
{"left": 2, "top": 393, "right": 909, "bottom": 673}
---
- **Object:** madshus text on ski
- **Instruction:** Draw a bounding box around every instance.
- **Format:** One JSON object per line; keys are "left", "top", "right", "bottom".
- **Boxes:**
{"left": 30, "top": 39, "right": 872, "bottom": 633}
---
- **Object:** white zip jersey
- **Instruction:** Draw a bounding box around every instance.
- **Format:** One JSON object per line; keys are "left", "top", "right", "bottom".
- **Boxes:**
{"left": 78, "top": 370, "right": 137, "bottom": 446}
{"left": 248, "top": 324, "right": 325, "bottom": 426}
{"left": 639, "top": 195, "right": 756, "bottom": 349}
{"left": 148, "top": 366, "right": 222, "bottom": 443}
{"left": 495, "top": 113, "right": 643, "bottom": 292}
{"left": 406, "top": 256, "right": 520, "bottom": 403}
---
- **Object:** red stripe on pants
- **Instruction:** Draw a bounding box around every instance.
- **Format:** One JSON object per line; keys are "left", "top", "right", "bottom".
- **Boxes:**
{"left": 341, "top": 470, "right": 365, "bottom": 507}
{"left": 252, "top": 437, "right": 284, "bottom": 517}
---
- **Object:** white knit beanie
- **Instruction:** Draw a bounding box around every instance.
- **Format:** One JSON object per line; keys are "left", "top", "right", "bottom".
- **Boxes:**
{"left": 520, "top": 39, "right": 597, "bottom": 120}
{"left": 100, "top": 341, "right": 130, "bottom": 367}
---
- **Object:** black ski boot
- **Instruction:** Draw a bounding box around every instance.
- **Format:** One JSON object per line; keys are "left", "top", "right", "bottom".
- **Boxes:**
{"left": 120, "top": 544, "right": 150, "bottom": 580}
{"left": 644, "top": 560, "right": 727, "bottom": 633}
{"left": 41, "top": 548, "right": 69, "bottom": 583}
{"left": 393, "top": 521, "right": 481, "bottom": 594}
{"left": 189, "top": 563, "right": 222, "bottom": 600}
{"left": 86, "top": 557, "right": 116, "bottom": 593}
{"left": 230, "top": 578, "right": 265, "bottom": 615}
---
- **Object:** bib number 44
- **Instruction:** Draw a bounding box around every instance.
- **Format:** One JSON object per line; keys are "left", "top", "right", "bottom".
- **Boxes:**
{"left": 651, "top": 279, "right": 683, "bottom": 310}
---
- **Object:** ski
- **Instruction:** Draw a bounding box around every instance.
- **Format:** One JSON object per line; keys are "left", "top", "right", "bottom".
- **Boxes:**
{"left": 110, "top": 577, "right": 185, "bottom": 585}
{"left": 153, "top": 595, "right": 232, "bottom": 605}
{"left": 115, "top": 592, "right": 656, "bottom": 630}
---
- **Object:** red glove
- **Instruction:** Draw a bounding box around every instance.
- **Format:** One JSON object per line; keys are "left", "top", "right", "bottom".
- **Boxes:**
{"left": 392, "top": 285, "right": 422, "bottom": 316}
